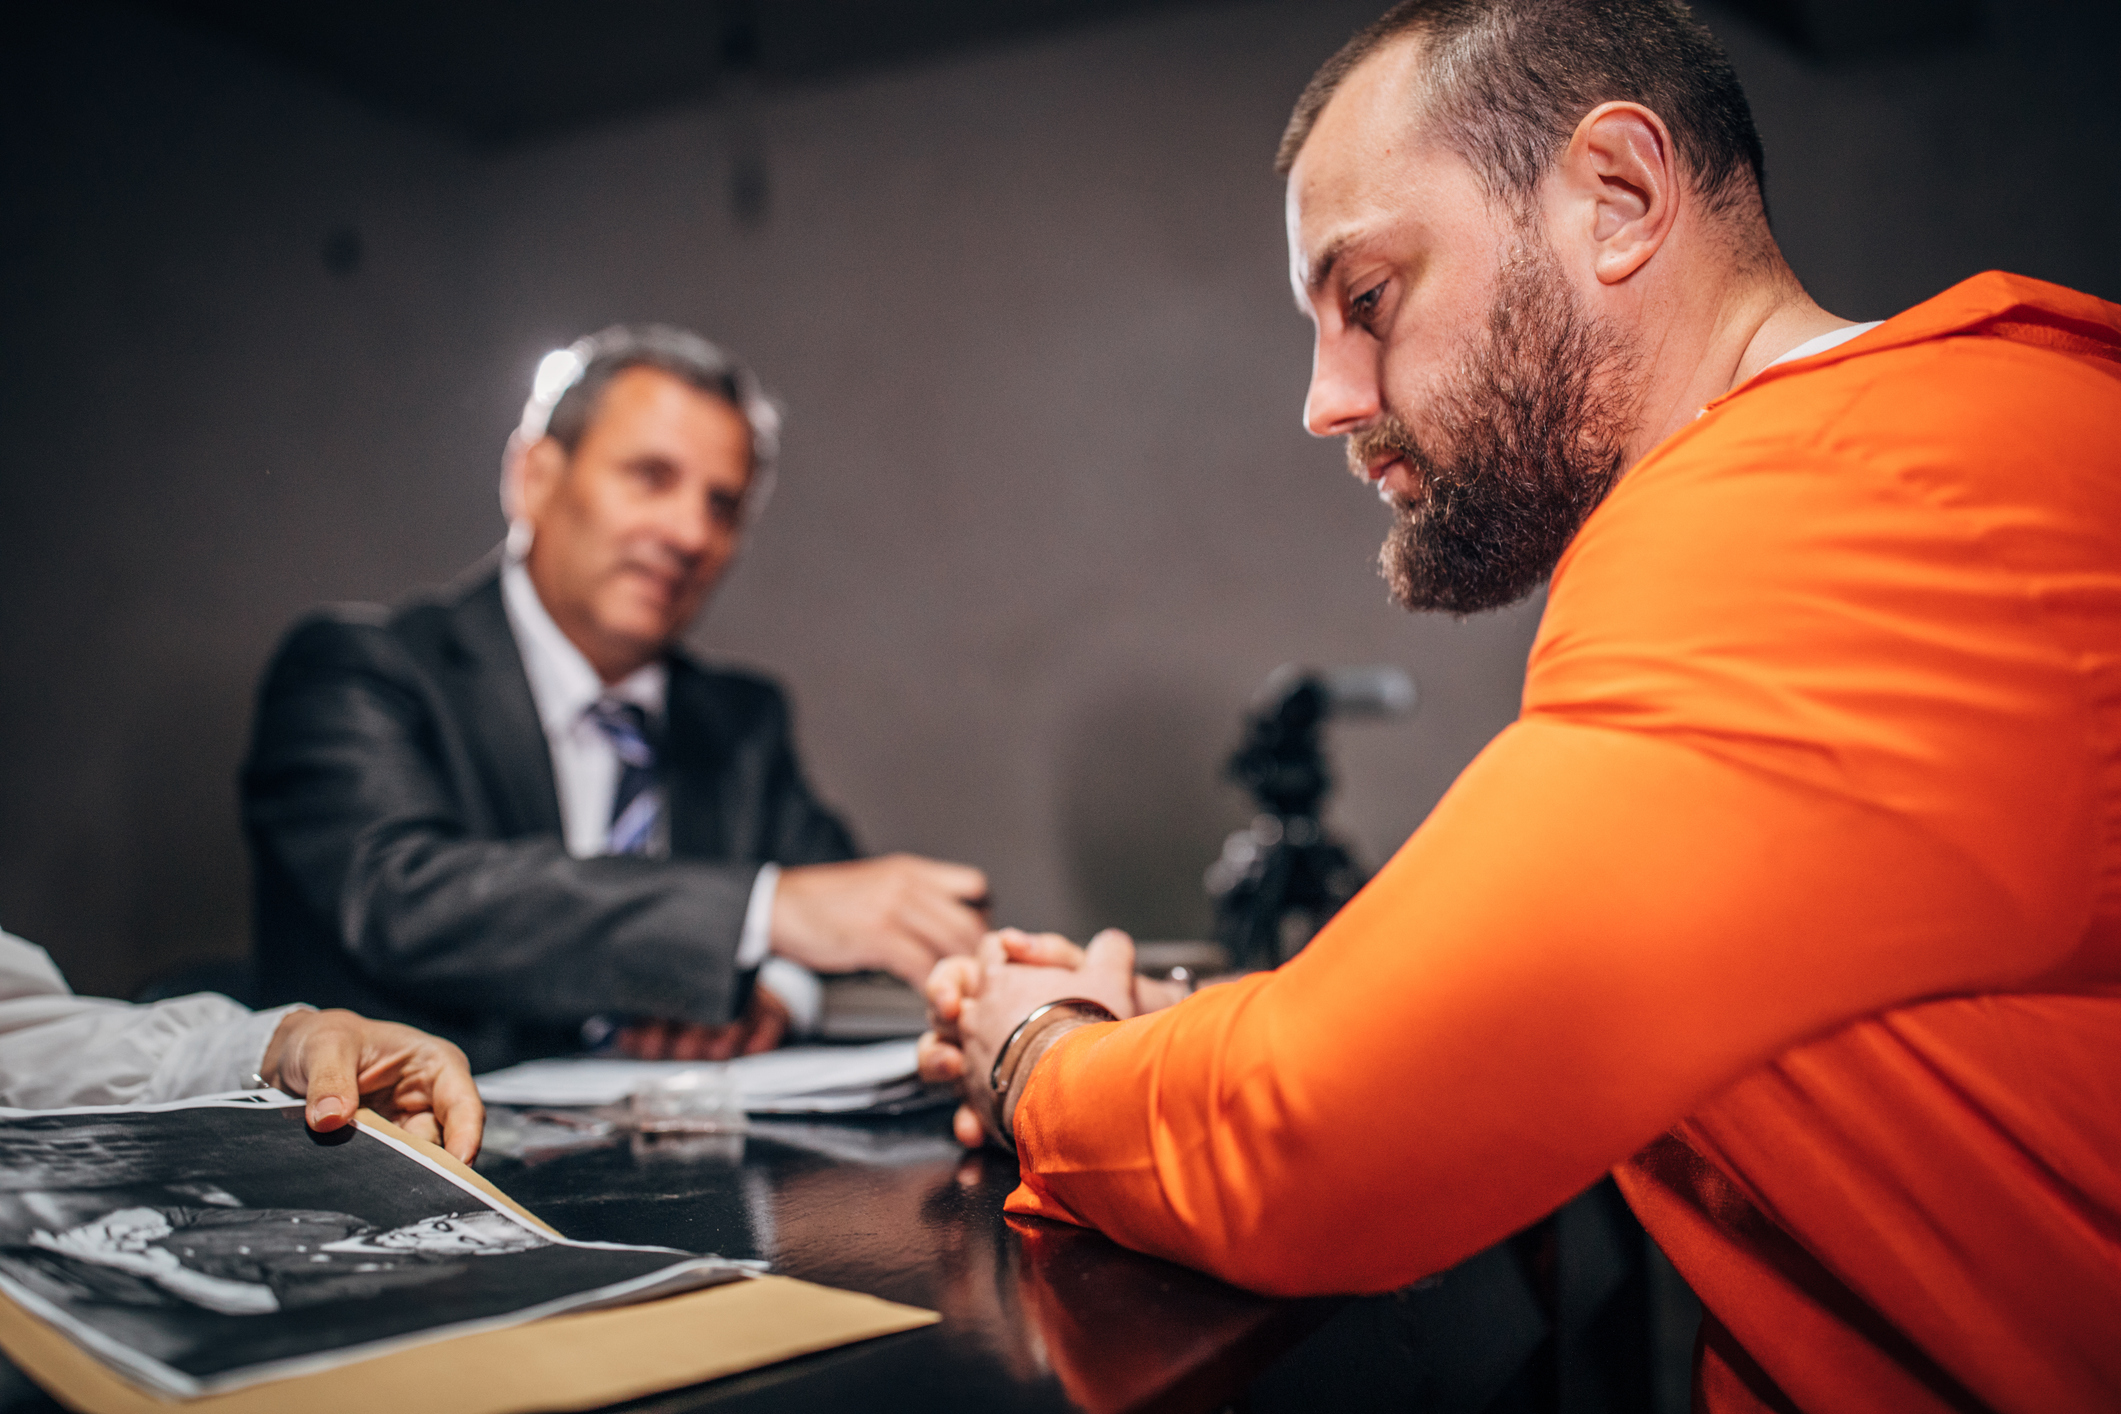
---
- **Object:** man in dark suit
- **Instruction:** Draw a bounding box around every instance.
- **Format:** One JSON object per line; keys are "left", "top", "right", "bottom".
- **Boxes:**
{"left": 243, "top": 325, "right": 987, "bottom": 1071}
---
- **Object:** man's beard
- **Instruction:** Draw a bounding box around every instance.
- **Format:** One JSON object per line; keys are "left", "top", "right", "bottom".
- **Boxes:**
{"left": 1353, "top": 242, "right": 1639, "bottom": 615}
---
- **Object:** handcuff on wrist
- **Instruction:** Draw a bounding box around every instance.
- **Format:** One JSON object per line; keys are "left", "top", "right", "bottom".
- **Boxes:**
{"left": 984, "top": 998, "right": 1120, "bottom": 1149}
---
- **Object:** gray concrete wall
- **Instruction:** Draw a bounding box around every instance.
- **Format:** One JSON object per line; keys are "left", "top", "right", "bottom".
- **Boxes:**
{"left": 0, "top": 8, "right": 493, "bottom": 993}
{"left": 2, "top": 0, "right": 2115, "bottom": 996}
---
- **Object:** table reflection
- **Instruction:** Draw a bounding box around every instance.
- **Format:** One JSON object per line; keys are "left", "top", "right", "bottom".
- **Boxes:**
{"left": 479, "top": 1109, "right": 1322, "bottom": 1412}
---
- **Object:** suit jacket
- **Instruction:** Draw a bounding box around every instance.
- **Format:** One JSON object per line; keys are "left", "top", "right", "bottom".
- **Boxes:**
{"left": 241, "top": 559, "right": 858, "bottom": 1070}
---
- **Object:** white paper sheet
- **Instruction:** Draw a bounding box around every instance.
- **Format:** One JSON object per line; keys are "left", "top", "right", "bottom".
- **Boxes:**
{"left": 473, "top": 1038, "right": 923, "bottom": 1111}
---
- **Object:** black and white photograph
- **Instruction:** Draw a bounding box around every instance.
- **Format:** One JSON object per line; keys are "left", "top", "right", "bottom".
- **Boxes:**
{"left": 0, "top": 1097, "right": 742, "bottom": 1397}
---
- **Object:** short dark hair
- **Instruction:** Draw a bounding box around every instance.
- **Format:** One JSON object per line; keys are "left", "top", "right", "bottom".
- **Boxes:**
{"left": 1276, "top": 0, "right": 1767, "bottom": 225}
{"left": 517, "top": 323, "right": 781, "bottom": 471}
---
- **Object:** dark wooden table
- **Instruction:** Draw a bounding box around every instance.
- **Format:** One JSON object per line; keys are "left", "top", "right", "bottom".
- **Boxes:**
{"left": 475, "top": 1109, "right": 1333, "bottom": 1413}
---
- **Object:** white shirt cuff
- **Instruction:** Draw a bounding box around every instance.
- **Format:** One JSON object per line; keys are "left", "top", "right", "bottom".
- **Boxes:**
{"left": 736, "top": 865, "right": 820, "bottom": 1038}
{"left": 172, "top": 1002, "right": 309, "bottom": 1103}
{"left": 758, "top": 958, "right": 823, "bottom": 1039}
{"left": 735, "top": 863, "right": 779, "bottom": 970}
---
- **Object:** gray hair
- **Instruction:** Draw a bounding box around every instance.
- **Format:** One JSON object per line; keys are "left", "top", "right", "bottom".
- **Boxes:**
{"left": 504, "top": 323, "right": 781, "bottom": 534}
{"left": 515, "top": 323, "right": 782, "bottom": 473}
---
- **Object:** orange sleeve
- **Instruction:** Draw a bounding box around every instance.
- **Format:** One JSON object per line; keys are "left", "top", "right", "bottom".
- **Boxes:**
{"left": 1003, "top": 335, "right": 2109, "bottom": 1296}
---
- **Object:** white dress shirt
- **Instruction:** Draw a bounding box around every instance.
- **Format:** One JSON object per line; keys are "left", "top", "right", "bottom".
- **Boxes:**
{"left": 500, "top": 553, "right": 820, "bottom": 1034}
{"left": 0, "top": 928, "right": 303, "bottom": 1108}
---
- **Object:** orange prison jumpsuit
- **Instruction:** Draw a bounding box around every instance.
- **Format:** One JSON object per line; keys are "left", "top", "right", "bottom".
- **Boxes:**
{"left": 1005, "top": 272, "right": 2121, "bottom": 1412}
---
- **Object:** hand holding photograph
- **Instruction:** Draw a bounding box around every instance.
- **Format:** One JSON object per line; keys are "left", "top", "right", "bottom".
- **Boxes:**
{"left": 0, "top": 1095, "right": 746, "bottom": 1397}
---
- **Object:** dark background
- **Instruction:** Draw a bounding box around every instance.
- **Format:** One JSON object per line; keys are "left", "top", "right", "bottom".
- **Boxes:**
{"left": 1, "top": 0, "right": 2115, "bottom": 998}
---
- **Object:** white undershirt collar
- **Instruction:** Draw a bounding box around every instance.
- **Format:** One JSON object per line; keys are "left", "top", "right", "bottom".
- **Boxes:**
{"left": 1698, "top": 320, "right": 1890, "bottom": 422}
{"left": 1763, "top": 320, "right": 1885, "bottom": 371}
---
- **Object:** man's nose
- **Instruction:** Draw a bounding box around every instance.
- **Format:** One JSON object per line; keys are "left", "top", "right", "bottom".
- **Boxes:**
{"left": 1303, "top": 332, "right": 1381, "bottom": 439}
{"left": 653, "top": 490, "right": 716, "bottom": 562}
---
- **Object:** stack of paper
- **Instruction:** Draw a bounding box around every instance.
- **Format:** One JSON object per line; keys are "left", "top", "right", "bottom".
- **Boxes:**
{"left": 816, "top": 971, "right": 928, "bottom": 1040}
{"left": 473, "top": 1038, "right": 936, "bottom": 1114}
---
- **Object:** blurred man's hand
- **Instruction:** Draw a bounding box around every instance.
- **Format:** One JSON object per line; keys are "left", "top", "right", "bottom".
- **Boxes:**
{"left": 772, "top": 854, "right": 989, "bottom": 984}
{"left": 261, "top": 1010, "right": 484, "bottom": 1162}
{"left": 618, "top": 985, "right": 791, "bottom": 1060}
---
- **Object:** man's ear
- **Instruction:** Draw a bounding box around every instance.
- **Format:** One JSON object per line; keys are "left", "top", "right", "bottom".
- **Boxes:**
{"left": 1555, "top": 101, "right": 1678, "bottom": 286}
{"left": 506, "top": 435, "right": 567, "bottom": 527}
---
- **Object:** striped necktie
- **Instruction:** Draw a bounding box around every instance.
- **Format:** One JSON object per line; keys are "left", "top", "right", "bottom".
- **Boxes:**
{"left": 586, "top": 698, "right": 660, "bottom": 856}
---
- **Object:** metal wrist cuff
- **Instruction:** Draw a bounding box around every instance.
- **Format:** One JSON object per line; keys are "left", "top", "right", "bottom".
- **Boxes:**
{"left": 988, "top": 997, "right": 1119, "bottom": 1097}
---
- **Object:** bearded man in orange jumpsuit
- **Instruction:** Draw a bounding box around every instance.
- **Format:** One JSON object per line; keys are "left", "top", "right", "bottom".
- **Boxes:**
{"left": 919, "top": 1, "right": 2121, "bottom": 1409}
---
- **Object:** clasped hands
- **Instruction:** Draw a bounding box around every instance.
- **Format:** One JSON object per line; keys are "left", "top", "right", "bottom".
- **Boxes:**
{"left": 918, "top": 928, "right": 1192, "bottom": 1149}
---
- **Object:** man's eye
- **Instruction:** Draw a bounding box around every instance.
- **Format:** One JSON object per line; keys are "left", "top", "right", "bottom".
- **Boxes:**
{"left": 1348, "top": 283, "right": 1386, "bottom": 327}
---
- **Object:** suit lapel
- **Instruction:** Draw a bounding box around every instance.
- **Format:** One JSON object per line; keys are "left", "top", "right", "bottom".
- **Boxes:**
{"left": 438, "top": 569, "right": 564, "bottom": 838}
{"left": 663, "top": 658, "right": 731, "bottom": 859}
